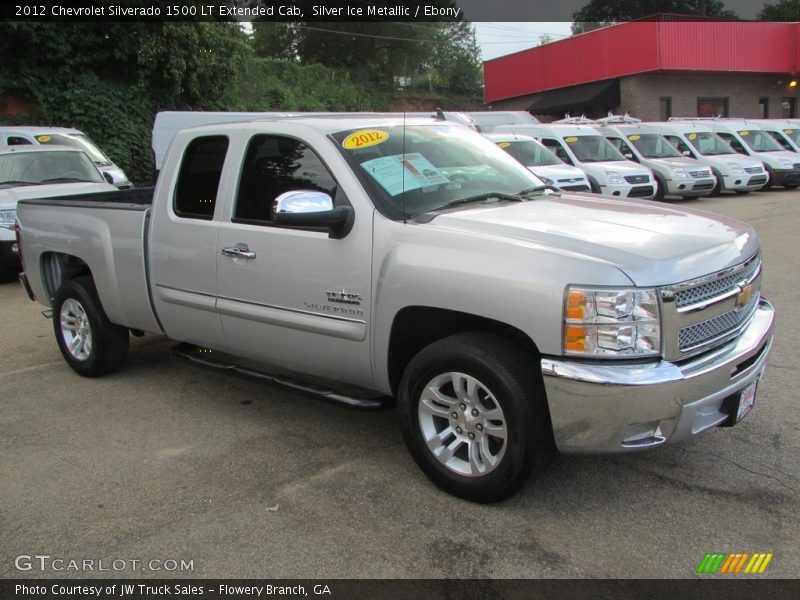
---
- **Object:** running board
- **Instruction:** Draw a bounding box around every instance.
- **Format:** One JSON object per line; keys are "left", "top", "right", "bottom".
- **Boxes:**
{"left": 171, "top": 343, "right": 393, "bottom": 411}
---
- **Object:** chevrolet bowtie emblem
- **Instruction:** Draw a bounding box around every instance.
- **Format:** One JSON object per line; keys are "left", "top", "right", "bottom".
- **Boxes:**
{"left": 736, "top": 283, "right": 754, "bottom": 308}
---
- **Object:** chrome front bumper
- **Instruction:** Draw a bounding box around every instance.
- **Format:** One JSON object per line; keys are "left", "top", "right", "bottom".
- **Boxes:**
{"left": 541, "top": 299, "right": 775, "bottom": 453}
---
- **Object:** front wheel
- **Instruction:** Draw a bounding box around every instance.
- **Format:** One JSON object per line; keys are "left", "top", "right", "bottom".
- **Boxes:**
{"left": 52, "top": 276, "right": 129, "bottom": 377}
{"left": 398, "top": 332, "right": 553, "bottom": 503}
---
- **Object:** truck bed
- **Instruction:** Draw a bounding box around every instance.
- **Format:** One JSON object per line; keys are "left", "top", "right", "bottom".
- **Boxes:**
{"left": 18, "top": 187, "right": 161, "bottom": 335}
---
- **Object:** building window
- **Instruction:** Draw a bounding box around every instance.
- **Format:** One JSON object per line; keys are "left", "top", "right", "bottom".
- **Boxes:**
{"left": 759, "top": 97, "right": 769, "bottom": 118}
{"left": 782, "top": 97, "right": 796, "bottom": 118}
{"left": 697, "top": 97, "right": 729, "bottom": 118}
{"left": 659, "top": 97, "right": 672, "bottom": 120}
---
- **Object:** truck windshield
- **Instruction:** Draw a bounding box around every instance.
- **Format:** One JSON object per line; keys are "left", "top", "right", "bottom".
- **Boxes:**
{"left": 686, "top": 131, "right": 736, "bottom": 156}
{"left": 736, "top": 130, "right": 783, "bottom": 152}
{"left": 783, "top": 128, "right": 800, "bottom": 145}
{"left": 627, "top": 133, "right": 681, "bottom": 158}
{"left": 564, "top": 135, "right": 626, "bottom": 163}
{"left": 332, "top": 124, "right": 545, "bottom": 220}
{"left": 500, "top": 140, "right": 562, "bottom": 166}
{"left": 34, "top": 133, "right": 112, "bottom": 165}
{"left": 0, "top": 150, "right": 104, "bottom": 187}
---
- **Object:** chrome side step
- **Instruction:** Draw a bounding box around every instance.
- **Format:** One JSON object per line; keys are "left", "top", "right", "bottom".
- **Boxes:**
{"left": 171, "top": 342, "right": 393, "bottom": 412}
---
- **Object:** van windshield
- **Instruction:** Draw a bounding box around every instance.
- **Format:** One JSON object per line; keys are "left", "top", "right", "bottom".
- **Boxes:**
{"left": 34, "top": 133, "right": 112, "bottom": 165}
{"left": 626, "top": 133, "right": 681, "bottom": 158}
{"left": 737, "top": 130, "right": 783, "bottom": 152}
{"left": 500, "top": 140, "right": 562, "bottom": 166}
{"left": 0, "top": 150, "right": 104, "bottom": 187}
{"left": 332, "top": 124, "right": 546, "bottom": 220}
{"left": 783, "top": 128, "right": 800, "bottom": 145}
{"left": 686, "top": 131, "right": 736, "bottom": 156}
{"left": 564, "top": 135, "right": 626, "bottom": 162}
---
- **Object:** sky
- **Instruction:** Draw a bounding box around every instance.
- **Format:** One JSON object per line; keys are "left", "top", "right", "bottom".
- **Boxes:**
{"left": 473, "top": 22, "right": 574, "bottom": 61}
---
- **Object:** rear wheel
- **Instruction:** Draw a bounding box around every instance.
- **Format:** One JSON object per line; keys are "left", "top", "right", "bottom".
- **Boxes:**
{"left": 52, "top": 276, "right": 129, "bottom": 377}
{"left": 398, "top": 332, "right": 553, "bottom": 503}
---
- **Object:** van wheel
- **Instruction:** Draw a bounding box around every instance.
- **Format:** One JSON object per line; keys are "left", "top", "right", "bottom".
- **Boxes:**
{"left": 52, "top": 276, "right": 129, "bottom": 377}
{"left": 709, "top": 169, "right": 722, "bottom": 196}
{"left": 398, "top": 332, "right": 553, "bottom": 503}
{"left": 588, "top": 178, "right": 601, "bottom": 194}
{"left": 654, "top": 175, "right": 666, "bottom": 201}
{"left": 762, "top": 166, "right": 774, "bottom": 191}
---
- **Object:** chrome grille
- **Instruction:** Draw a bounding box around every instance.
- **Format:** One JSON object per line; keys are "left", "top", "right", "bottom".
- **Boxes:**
{"left": 744, "top": 166, "right": 763, "bottom": 174}
{"left": 624, "top": 175, "right": 649, "bottom": 184}
{"left": 688, "top": 169, "right": 712, "bottom": 178}
{"left": 678, "top": 292, "right": 759, "bottom": 351}
{"left": 675, "top": 255, "right": 760, "bottom": 309}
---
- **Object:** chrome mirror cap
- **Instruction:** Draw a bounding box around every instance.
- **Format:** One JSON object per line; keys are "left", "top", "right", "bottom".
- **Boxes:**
{"left": 273, "top": 190, "right": 333, "bottom": 217}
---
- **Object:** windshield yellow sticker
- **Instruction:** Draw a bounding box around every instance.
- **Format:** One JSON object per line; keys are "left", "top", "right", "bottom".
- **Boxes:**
{"left": 785, "top": 129, "right": 794, "bottom": 134}
{"left": 342, "top": 130, "right": 389, "bottom": 150}
{"left": 628, "top": 134, "right": 641, "bottom": 141}
{"left": 497, "top": 142, "right": 511, "bottom": 149}
{"left": 739, "top": 130, "right": 749, "bottom": 136}
{"left": 36, "top": 135, "right": 52, "bottom": 143}
{"left": 564, "top": 136, "right": 578, "bottom": 143}
{"left": 688, "top": 133, "right": 698, "bottom": 140}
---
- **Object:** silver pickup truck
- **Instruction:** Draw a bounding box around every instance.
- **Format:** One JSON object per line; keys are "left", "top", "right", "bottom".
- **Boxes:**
{"left": 16, "top": 117, "right": 776, "bottom": 502}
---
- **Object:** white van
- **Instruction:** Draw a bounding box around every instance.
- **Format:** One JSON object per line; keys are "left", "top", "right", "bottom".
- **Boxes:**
{"left": 648, "top": 122, "right": 768, "bottom": 194}
{"left": 747, "top": 119, "right": 800, "bottom": 153}
{"left": 0, "top": 126, "right": 131, "bottom": 188}
{"left": 593, "top": 119, "right": 715, "bottom": 200}
{"left": 467, "top": 111, "right": 540, "bottom": 133}
{"left": 494, "top": 123, "right": 656, "bottom": 198}
{"left": 669, "top": 118, "right": 800, "bottom": 189}
{"left": 152, "top": 110, "right": 477, "bottom": 172}
{"left": 484, "top": 133, "right": 590, "bottom": 192}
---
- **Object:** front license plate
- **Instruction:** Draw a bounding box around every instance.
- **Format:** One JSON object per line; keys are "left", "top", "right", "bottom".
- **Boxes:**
{"left": 735, "top": 381, "right": 758, "bottom": 423}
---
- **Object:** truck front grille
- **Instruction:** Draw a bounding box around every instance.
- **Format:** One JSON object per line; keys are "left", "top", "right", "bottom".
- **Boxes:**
{"left": 560, "top": 184, "right": 591, "bottom": 192}
{"left": 624, "top": 175, "right": 649, "bottom": 184}
{"left": 678, "top": 292, "right": 759, "bottom": 352}
{"left": 688, "top": 169, "right": 712, "bottom": 178}
{"left": 661, "top": 253, "right": 762, "bottom": 360}
{"left": 744, "top": 166, "right": 763, "bottom": 174}
{"left": 675, "top": 254, "right": 760, "bottom": 309}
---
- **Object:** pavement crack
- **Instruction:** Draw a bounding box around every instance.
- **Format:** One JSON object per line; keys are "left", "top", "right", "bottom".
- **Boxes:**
{"left": 703, "top": 450, "right": 800, "bottom": 494}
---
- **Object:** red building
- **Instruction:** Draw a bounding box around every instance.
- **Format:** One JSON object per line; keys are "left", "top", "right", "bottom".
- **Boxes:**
{"left": 483, "top": 17, "right": 800, "bottom": 121}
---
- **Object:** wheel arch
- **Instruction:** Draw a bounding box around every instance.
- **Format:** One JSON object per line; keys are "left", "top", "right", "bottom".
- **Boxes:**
{"left": 40, "top": 252, "right": 92, "bottom": 303}
{"left": 386, "top": 306, "right": 542, "bottom": 397}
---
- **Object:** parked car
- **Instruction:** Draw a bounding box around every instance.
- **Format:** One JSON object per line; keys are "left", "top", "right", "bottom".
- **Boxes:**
{"left": 494, "top": 121, "right": 657, "bottom": 198}
{"left": 647, "top": 121, "right": 768, "bottom": 195}
{"left": 0, "top": 145, "right": 118, "bottom": 282}
{"left": 0, "top": 125, "right": 132, "bottom": 189}
{"left": 18, "top": 116, "right": 774, "bottom": 502}
{"left": 669, "top": 118, "right": 800, "bottom": 189}
{"left": 593, "top": 117, "right": 716, "bottom": 200}
{"left": 484, "top": 133, "right": 590, "bottom": 191}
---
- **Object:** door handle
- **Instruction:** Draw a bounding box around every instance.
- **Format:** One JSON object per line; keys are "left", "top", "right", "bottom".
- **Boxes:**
{"left": 221, "top": 245, "right": 256, "bottom": 260}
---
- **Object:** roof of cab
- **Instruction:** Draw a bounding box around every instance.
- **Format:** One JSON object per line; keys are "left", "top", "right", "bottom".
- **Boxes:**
{"left": 0, "top": 126, "right": 83, "bottom": 135}
{"left": 0, "top": 144, "right": 85, "bottom": 155}
{"left": 483, "top": 133, "right": 537, "bottom": 143}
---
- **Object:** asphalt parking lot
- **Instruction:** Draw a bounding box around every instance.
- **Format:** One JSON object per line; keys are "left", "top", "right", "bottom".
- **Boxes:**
{"left": 1, "top": 189, "right": 798, "bottom": 580}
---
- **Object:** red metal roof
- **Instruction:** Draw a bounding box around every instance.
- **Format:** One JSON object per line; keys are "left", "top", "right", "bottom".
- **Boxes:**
{"left": 484, "top": 20, "right": 800, "bottom": 103}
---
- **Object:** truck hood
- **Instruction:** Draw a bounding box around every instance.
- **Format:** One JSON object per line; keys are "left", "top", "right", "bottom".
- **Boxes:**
{"left": 580, "top": 160, "right": 650, "bottom": 176}
{"left": 701, "top": 154, "right": 764, "bottom": 170}
{"left": 426, "top": 194, "right": 758, "bottom": 287}
{"left": 647, "top": 157, "right": 709, "bottom": 170}
{"left": 0, "top": 182, "right": 117, "bottom": 210}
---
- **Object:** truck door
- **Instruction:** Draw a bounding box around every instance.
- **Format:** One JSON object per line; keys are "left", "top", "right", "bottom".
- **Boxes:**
{"left": 215, "top": 129, "right": 373, "bottom": 388}
{"left": 148, "top": 134, "right": 231, "bottom": 350}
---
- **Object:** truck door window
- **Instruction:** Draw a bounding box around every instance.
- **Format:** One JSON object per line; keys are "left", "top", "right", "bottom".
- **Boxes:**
{"left": 541, "top": 138, "right": 572, "bottom": 164}
{"left": 234, "top": 134, "right": 339, "bottom": 224}
{"left": 174, "top": 135, "right": 229, "bottom": 220}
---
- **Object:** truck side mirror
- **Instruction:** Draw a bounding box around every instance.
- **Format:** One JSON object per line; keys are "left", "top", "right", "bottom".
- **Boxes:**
{"left": 623, "top": 152, "right": 634, "bottom": 160}
{"left": 682, "top": 150, "right": 692, "bottom": 157}
{"left": 272, "top": 190, "right": 353, "bottom": 239}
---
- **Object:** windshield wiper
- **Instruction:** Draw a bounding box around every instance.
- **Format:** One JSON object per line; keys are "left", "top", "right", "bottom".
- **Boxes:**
{"left": 0, "top": 180, "right": 41, "bottom": 186}
{"left": 40, "top": 177, "right": 95, "bottom": 183}
{"left": 410, "top": 192, "right": 523, "bottom": 218}
{"left": 517, "top": 185, "right": 558, "bottom": 196}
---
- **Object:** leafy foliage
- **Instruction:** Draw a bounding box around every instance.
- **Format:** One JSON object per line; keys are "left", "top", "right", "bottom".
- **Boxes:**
{"left": 571, "top": 0, "right": 737, "bottom": 34}
{"left": 758, "top": 0, "right": 800, "bottom": 20}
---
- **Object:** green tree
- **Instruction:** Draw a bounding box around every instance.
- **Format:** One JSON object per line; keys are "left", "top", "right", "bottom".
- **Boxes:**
{"left": 572, "top": 0, "right": 737, "bottom": 34}
{"left": 758, "top": 0, "right": 800, "bottom": 20}
{"left": 252, "top": 21, "right": 298, "bottom": 60}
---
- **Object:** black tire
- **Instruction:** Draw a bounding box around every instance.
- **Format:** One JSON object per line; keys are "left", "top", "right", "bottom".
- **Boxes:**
{"left": 762, "top": 166, "right": 774, "bottom": 191}
{"left": 52, "top": 276, "right": 129, "bottom": 377}
{"left": 709, "top": 169, "right": 722, "bottom": 197}
{"left": 785, "top": 184, "right": 798, "bottom": 189}
{"left": 587, "top": 178, "right": 601, "bottom": 194}
{"left": 734, "top": 190, "right": 751, "bottom": 195}
{"left": 398, "top": 332, "right": 553, "bottom": 503}
{"left": 654, "top": 175, "right": 666, "bottom": 201}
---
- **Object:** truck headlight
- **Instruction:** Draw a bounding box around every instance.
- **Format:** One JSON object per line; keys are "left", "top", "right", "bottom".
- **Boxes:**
{"left": 671, "top": 168, "right": 688, "bottom": 178}
{"left": 0, "top": 209, "right": 16, "bottom": 229}
{"left": 726, "top": 163, "right": 744, "bottom": 174}
{"left": 607, "top": 171, "right": 624, "bottom": 185}
{"left": 563, "top": 286, "right": 661, "bottom": 357}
